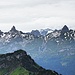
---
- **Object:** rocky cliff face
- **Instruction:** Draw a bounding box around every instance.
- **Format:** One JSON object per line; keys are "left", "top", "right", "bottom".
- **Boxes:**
{"left": 0, "top": 49, "right": 61, "bottom": 75}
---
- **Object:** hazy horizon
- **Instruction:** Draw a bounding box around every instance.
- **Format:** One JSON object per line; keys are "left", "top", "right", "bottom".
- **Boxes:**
{"left": 0, "top": 25, "right": 74, "bottom": 33}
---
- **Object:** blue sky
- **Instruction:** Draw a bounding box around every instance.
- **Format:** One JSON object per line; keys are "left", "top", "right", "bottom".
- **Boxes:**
{"left": 0, "top": 0, "right": 75, "bottom": 32}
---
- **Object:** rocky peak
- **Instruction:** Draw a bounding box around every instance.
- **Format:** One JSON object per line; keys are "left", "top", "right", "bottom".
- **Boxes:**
{"left": 61, "top": 25, "right": 69, "bottom": 32}
{"left": 10, "top": 26, "right": 17, "bottom": 32}
{"left": 13, "top": 50, "right": 27, "bottom": 58}
{"left": 31, "top": 30, "right": 41, "bottom": 37}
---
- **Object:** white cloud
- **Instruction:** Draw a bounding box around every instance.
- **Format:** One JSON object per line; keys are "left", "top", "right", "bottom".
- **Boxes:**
{"left": 0, "top": 0, "right": 75, "bottom": 32}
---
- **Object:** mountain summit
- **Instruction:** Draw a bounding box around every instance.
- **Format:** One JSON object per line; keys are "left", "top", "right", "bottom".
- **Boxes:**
{"left": 10, "top": 26, "right": 17, "bottom": 32}
{"left": 62, "top": 25, "right": 69, "bottom": 32}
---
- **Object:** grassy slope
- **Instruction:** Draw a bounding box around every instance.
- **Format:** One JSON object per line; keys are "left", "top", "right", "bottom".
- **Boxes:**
{"left": 10, "top": 67, "right": 29, "bottom": 75}
{"left": 0, "top": 69, "right": 8, "bottom": 75}
{"left": 0, "top": 67, "right": 59, "bottom": 75}
{"left": 0, "top": 67, "right": 34, "bottom": 75}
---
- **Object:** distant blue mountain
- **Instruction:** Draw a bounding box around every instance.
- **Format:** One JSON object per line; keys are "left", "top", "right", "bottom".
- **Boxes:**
{"left": 31, "top": 30, "right": 41, "bottom": 37}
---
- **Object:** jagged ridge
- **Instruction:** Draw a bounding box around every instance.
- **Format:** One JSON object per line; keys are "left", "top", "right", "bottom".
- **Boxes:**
{"left": 0, "top": 25, "right": 75, "bottom": 43}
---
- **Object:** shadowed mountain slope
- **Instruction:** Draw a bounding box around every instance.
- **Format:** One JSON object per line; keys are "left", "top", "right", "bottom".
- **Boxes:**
{"left": 0, "top": 49, "right": 61, "bottom": 75}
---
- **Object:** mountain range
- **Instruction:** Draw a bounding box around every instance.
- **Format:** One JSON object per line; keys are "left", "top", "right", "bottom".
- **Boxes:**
{"left": 0, "top": 25, "right": 75, "bottom": 44}
{"left": 0, "top": 25, "right": 75, "bottom": 75}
